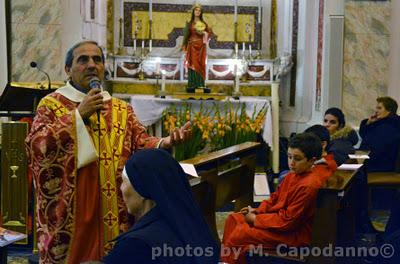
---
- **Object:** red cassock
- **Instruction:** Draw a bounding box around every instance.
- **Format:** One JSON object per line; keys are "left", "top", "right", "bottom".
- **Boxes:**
{"left": 221, "top": 157, "right": 337, "bottom": 264}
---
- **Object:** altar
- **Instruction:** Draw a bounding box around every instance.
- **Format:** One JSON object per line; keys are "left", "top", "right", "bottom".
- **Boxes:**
{"left": 128, "top": 95, "right": 273, "bottom": 149}
{"left": 106, "top": 1, "right": 289, "bottom": 170}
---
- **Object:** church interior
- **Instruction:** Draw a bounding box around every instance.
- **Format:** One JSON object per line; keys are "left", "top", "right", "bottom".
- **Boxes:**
{"left": 0, "top": 0, "right": 400, "bottom": 263}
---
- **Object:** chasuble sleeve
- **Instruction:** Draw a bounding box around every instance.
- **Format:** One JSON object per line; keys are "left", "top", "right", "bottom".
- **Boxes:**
{"left": 253, "top": 186, "right": 318, "bottom": 231}
{"left": 26, "top": 100, "right": 76, "bottom": 164}
{"left": 127, "top": 105, "right": 161, "bottom": 151}
{"left": 25, "top": 96, "right": 79, "bottom": 259}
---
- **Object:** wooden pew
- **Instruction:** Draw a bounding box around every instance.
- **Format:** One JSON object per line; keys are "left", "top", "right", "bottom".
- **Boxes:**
{"left": 247, "top": 167, "right": 359, "bottom": 264}
{"left": 367, "top": 146, "right": 400, "bottom": 187}
{"left": 189, "top": 170, "right": 218, "bottom": 241}
{"left": 185, "top": 142, "right": 261, "bottom": 242}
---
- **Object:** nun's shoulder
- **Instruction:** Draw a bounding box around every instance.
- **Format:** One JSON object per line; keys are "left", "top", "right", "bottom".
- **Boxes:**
{"left": 104, "top": 237, "right": 162, "bottom": 264}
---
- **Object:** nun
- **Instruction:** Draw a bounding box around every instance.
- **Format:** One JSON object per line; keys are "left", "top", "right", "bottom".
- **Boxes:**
{"left": 103, "top": 149, "right": 219, "bottom": 264}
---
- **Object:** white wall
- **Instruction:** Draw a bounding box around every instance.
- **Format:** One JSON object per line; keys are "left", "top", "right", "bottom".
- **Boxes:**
{"left": 279, "top": 0, "right": 319, "bottom": 137}
{"left": 61, "top": 1, "right": 84, "bottom": 76}
{"left": 0, "top": 0, "right": 8, "bottom": 94}
{"left": 279, "top": 0, "right": 345, "bottom": 137}
{"left": 311, "top": 0, "right": 344, "bottom": 124}
{"left": 61, "top": 0, "right": 108, "bottom": 77}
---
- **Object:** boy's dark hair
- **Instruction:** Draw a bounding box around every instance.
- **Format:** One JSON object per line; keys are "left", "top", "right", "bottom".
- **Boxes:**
{"left": 324, "top": 107, "right": 346, "bottom": 128}
{"left": 377, "top": 96, "right": 398, "bottom": 114}
{"left": 289, "top": 133, "right": 322, "bottom": 160}
{"left": 304, "top": 125, "right": 330, "bottom": 145}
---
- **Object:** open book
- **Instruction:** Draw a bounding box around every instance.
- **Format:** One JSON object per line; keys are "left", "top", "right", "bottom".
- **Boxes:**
{"left": 0, "top": 227, "right": 26, "bottom": 247}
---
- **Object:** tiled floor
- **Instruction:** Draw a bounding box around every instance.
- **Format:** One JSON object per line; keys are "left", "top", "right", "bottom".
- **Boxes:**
{"left": 216, "top": 211, "right": 232, "bottom": 240}
{"left": 7, "top": 212, "right": 232, "bottom": 263}
{"left": 7, "top": 210, "right": 390, "bottom": 263}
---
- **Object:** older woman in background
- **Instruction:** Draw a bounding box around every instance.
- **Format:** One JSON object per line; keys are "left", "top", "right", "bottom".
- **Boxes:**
{"left": 359, "top": 97, "right": 400, "bottom": 172}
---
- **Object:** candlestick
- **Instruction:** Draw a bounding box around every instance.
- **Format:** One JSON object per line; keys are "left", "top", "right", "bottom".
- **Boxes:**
{"left": 235, "top": 72, "right": 240, "bottom": 93}
{"left": 149, "top": 0, "right": 153, "bottom": 22}
{"left": 156, "top": 62, "right": 160, "bottom": 75}
{"left": 161, "top": 74, "right": 166, "bottom": 92}
{"left": 120, "top": 0, "right": 124, "bottom": 18}
{"left": 149, "top": 39, "right": 152, "bottom": 52}
{"left": 235, "top": 43, "right": 238, "bottom": 57}
{"left": 234, "top": 0, "right": 238, "bottom": 23}
{"left": 117, "top": 17, "right": 124, "bottom": 55}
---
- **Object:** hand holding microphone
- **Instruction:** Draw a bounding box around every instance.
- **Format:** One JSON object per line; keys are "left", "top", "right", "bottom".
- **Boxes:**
{"left": 77, "top": 78, "right": 104, "bottom": 120}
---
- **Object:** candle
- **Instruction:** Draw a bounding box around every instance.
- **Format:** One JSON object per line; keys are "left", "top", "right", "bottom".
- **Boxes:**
{"left": 235, "top": 43, "right": 238, "bottom": 56}
{"left": 235, "top": 72, "right": 240, "bottom": 93}
{"left": 156, "top": 62, "right": 160, "bottom": 75}
{"left": 249, "top": 44, "right": 252, "bottom": 56}
{"left": 120, "top": 0, "right": 124, "bottom": 18}
{"left": 234, "top": 0, "right": 238, "bottom": 23}
{"left": 242, "top": 42, "right": 245, "bottom": 53}
{"left": 142, "top": 40, "right": 145, "bottom": 49}
{"left": 161, "top": 74, "right": 166, "bottom": 92}
{"left": 133, "top": 39, "right": 137, "bottom": 51}
{"left": 149, "top": 0, "right": 153, "bottom": 21}
{"left": 258, "top": 0, "right": 262, "bottom": 23}
{"left": 149, "top": 39, "right": 152, "bottom": 52}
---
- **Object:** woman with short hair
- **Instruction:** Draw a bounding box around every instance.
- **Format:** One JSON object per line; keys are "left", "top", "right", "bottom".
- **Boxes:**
{"left": 359, "top": 97, "right": 400, "bottom": 172}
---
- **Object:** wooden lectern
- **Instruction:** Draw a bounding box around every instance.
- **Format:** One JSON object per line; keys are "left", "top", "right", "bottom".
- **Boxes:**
{"left": 0, "top": 82, "right": 56, "bottom": 245}
{"left": 0, "top": 82, "right": 56, "bottom": 117}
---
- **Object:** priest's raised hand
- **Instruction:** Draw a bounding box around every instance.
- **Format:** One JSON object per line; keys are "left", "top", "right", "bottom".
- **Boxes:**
{"left": 159, "top": 121, "right": 192, "bottom": 149}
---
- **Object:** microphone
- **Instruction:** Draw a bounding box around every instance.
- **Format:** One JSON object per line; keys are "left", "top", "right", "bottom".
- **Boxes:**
{"left": 89, "top": 77, "right": 103, "bottom": 124}
{"left": 89, "top": 77, "right": 103, "bottom": 91}
{"left": 30, "top": 61, "right": 51, "bottom": 90}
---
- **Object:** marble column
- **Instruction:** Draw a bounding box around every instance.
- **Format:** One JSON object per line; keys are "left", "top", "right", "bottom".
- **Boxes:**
{"left": 388, "top": 0, "right": 400, "bottom": 109}
{"left": 271, "top": 81, "right": 279, "bottom": 173}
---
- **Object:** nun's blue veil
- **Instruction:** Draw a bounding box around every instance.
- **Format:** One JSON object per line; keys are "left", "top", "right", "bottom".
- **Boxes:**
{"left": 124, "top": 149, "right": 219, "bottom": 264}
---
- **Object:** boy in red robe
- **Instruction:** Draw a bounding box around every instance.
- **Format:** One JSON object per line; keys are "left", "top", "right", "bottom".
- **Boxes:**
{"left": 221, "top": 133, "right": 337, "bottom": 264}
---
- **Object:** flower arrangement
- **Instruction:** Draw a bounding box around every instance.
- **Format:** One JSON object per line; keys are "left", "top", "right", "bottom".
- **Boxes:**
{"left": 162, "top": 102, "right": 267, "bottom": 161}
{"left": 194, "top": 21, "right": 206, "bottom": 34}
{"left": 210, "top": 102, "right": 267, "bottom": 151}
{"left": 162, "top": 104, "right": 212, "bottom": 161}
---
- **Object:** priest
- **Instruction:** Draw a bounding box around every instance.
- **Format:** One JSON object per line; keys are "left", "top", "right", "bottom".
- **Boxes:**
{"left": 25, "top": 40, "right": 191, "bottom": 264}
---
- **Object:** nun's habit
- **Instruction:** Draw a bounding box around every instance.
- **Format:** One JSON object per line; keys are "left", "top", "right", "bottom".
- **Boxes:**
{"left": 104, "top": 149, "right": 219, "bottom": 264}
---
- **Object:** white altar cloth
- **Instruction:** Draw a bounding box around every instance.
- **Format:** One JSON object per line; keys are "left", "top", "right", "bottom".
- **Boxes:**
{"left": 130, "top": 95, "right": 273, "bottom": 150}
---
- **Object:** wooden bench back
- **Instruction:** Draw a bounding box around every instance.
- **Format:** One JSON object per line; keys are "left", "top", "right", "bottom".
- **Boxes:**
{"left": 185, "top": 142, "right": 260, "bottom": 243}
{"left": 189, "top": 173, "right": 219, "bottom": 242}
{"left": 395, "top": 142, "right": 400, "bottom": 173}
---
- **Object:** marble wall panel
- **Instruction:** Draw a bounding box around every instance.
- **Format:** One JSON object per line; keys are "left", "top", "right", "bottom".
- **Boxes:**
{"left": 10, "top": 0, "right": 63, "bottom": 83}
{"left": 343, "top": 0, "right": 391, "bottom": 126}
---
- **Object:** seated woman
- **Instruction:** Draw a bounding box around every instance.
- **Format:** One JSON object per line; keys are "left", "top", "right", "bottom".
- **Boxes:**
{"left": 323, "top": 107, "right": 359, "bottom": 165}
{"left": 359, "top": 96, "right": 400, "bottom": 172}
{"left": 103, "top": 149, "right": 219, "bottom": 264}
